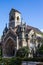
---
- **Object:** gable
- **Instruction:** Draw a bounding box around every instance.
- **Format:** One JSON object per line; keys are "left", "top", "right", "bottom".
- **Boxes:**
{"left": 3, "top": 29, "right": 17, "bottom": 42}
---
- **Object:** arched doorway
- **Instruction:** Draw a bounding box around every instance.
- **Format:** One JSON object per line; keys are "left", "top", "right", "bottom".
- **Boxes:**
{"left": 5, "top": 38, "right": 16, "bottom": 57}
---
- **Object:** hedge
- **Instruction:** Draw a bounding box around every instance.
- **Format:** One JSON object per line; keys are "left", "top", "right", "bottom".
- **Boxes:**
{"left": 0, "top": 57, "right": 43, "bottom": 65}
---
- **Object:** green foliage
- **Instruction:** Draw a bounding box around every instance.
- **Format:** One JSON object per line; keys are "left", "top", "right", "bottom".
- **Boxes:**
{"left": 23, "top": 57, "right": 43, "bottom": 62}
{"left": 38, "top": 44, "right": 43, "bottom": 54}
{"left": 0, "top": 57, "right": 21, "bottom": 65}
{"left": 0, "top": 46, "right": 2, "bottom": 57}
{"left": 16, "top": 47, "right": 29, "bottom": 58}
{"left": 0, "top": 57, "right": 43, "bottom": 65}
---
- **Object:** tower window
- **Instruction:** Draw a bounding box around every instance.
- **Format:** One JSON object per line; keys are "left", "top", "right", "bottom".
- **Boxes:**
{"left": 17, "top": 16, "right": 19, "bottom": 21}
{"left": 10, "top": 16, "right": 14, "bottom": 21}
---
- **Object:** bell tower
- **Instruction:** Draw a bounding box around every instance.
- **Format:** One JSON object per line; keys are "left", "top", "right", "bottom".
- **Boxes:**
{"left": 9, "top": 8, "right": 21, "bottom": 29}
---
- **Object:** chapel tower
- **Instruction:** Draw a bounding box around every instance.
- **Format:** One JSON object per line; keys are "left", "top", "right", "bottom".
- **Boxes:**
{"left": 9, "top": 8, "right": 21, "bottom": 28}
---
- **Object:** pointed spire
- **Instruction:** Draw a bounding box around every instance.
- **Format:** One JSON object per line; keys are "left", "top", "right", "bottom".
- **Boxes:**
{"left": 3, "top": 23, "right": 8, "bottom": 36}
{"left": 6, "top": 23, "right": 7, "bottom": 28}
{"left": 21, "top": 17, "right": 23, "bottom": 25}
{"left": 4, "top": 23, "right": 8, "bottom": 32}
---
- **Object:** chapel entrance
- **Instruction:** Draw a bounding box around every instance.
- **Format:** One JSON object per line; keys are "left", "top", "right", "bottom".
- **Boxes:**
{"left": 5, "top": 38, "right": 16, "bottom": 57}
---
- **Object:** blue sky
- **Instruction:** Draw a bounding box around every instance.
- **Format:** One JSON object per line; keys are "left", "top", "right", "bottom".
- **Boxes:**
{"left": 0, "top": 0, "right": 43, "bottom": 37}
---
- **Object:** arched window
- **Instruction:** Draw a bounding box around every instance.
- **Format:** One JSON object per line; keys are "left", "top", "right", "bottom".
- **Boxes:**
{"left": 10, "top": 16, "right": 14, "bottom": 21}
{"left": 19, "top": 40, "right": 22, "bottom": 47}
{"left": 17, "top": 16, "right": 19, "bottom": 21}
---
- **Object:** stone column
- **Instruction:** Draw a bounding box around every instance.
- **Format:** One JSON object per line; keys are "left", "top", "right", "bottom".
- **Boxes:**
{"left": 2, "top": 41, "right": 6, "bottom": 57}
{"left": 27, "top": 39, "right": 30, "bottom": 47}
{"left": 16, "top": 36, "right": 19, "bottom": 50}
{"left": 22, "top": 29, "right": 27, "bottom": 47}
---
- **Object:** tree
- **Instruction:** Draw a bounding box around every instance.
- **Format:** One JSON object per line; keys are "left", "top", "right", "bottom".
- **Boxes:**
{"left": 16, "top": 47, "right": 29, "bottom": 58}
{"left": 37, "top": 44, "right": 43, "bottom": 57}
{"left": 38, "top": 44, "right": 43, "bottom": 54}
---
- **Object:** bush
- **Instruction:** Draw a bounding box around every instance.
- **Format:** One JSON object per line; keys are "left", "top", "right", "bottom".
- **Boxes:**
{"left": 0, "top": 57, "right": 43, "bottom": 65}
{"left": 16, "top": 47, "right": 29, "bottom": 58}
{"left": 0, "top": 57, "right": 21, "bottom": 65}
{"left": 23, "top": 57, "right": 43, "bottom": 62}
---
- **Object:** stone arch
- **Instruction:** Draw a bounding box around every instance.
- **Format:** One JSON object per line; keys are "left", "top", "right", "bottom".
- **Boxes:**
{"left": 4, "top": 37, "right": 16, "bottom": 57}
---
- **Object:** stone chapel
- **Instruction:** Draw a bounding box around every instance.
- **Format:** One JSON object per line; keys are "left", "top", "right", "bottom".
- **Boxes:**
{"left": 1, "top": 8, "right": 43, "bottom": 57}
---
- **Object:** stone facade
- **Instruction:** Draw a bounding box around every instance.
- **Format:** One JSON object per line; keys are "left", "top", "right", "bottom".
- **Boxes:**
{"left": 1, "top": 8, "right": 43, "bottom": 57}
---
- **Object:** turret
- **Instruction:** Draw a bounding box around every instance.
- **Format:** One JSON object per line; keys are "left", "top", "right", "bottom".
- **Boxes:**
{"left": 3, "top": 24, "right": 8, "bottom": 36}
